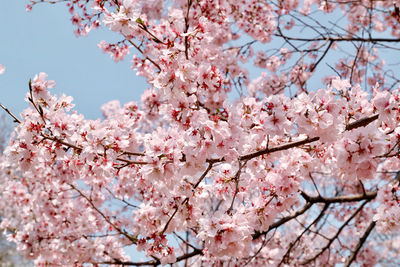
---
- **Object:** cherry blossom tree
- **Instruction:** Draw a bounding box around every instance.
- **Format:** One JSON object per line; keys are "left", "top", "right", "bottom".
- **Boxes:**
{"left": 1, "top": 0, "right": 400, "bottom": 266}
{"left": 0, "top": 114, "right": 32, "bottom": 267}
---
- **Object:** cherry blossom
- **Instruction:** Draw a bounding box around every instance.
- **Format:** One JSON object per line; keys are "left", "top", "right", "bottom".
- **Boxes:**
{"left": 0, "top": 64, "right": 5, "bottom": 75}
{"left": 1, "top": 0, "right": 400, "bottom": 266}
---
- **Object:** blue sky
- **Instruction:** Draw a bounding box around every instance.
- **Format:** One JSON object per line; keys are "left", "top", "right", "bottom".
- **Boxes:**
{"left": 0, "top": 1, "right": 147, "bottom": 120}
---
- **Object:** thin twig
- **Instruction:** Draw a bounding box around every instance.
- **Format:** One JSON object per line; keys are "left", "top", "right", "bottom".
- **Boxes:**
{"left": 127, "top": 39, "right": 161, "bottom": 72}
{"left": 0, "top": 103, "right": 21, "bottom": 123}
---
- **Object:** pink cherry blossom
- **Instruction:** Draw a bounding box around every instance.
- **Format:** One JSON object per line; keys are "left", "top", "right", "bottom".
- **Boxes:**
{"left": 2, "top": 0, "right": 400, "bottom": 266}
{"left": 0, "top": 64, "right": 5, "bottom": 75}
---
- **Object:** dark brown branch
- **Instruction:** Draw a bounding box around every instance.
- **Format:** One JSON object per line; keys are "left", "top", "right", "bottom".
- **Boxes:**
{"left": 160, "top": 201, "right": 183, "bottom": 235}
{"left": 253, "top": 190, "right": 377, "bottom": 240}
{"left": 105, "top": 187, "right": 139, "bottom": 209}
{"left": 136, "top": 21, "right": 167, "bottom": 45}
{"left": 42, "top": 135, "right": 149, "bottom": 166}
{"left": 121, "top": 151, "right": 146, "bottom": 157}
{"left": 252, "top": 202, "right": 313, "bottom": 240}
{"left": 42, "top": 135, "right": 82, "bottom": 151}
{"left": 209, "top": 113, "right": 378, "bottom": 163}
{"left": 309, "top": 40, "right": 333, "bottom": 73}
{"left": 375, "top": 138, "right": 400, "bottom": 158}
{"left": 183, "top": 0, "right": 193, "bottom": 60}
{"left": 243, "top": 233, "right": 273, "bottom": 266}
{"left": 100, "top": 249, "right": 202, "bottom": 266}
{"left": 274, "top": 34, "right": 400, "bottom": 43}
{"left": 278, "top": 204, "right": 330, "bottom": 266}
{"left": 28, "top": 79, "right": 47, "bottom": 125}
{"left": 349, "top": 43, "right": 362, "bottom": 84}
{"left": 240, "top": 136, "right": 320, "bottom": 161}
{"left": 114, "top": 157, "right": 149, "bottom": 165}
{"left": 300, "top": 190, "right": 377, "bottom": 204}
{"left": 301, "top": 200, "right": 371, "bottom": 265}
{"left": 173, "top": 232, "right": 199, "bottom": 251}
{"left": 193, "top": 162, "right": 214, "bottom": 189}
{"left": 345, "top": 114, "right": 379, "bottom": 131}
{"left": 344, "top": 220, "right": 376, "bottom": 267}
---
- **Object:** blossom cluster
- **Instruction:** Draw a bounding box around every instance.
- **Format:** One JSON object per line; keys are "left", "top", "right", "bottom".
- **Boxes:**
{"left": 2, "top": 0, "right": 400, "bottom": 266}
{"left": 1, "top": 71, "right": 400, "bottom": 265}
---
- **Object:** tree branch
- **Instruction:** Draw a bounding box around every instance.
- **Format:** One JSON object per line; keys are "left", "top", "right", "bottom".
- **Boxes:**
{"left": 273, "top": 34, "right": 400, "bottom": 43}
{"left": 0, "top": 103, "right": 21, "bottom": 123}
{"left": 344, "top": 220, "right": 376, "bottom": 267}
{"left": 100, "top": 249, "right": 203, "bottom": 266}
{"left": 127, "top": 39, "right": 161, "bottom": 72}
{"left": 278, "top": 204, "right": 330, "bottom": 266}
{"left": 301, "top": 200, "right": 371, "bottom": 265}
{"left": 240, "top": 136, "right": 320, "bottom": 161}
{"left": 252, "top": 202, "right": 313, "bottom": 240}
{"left": 345, "top": 114, "right": 379, "bottom": 131}
{"left": 253, "top": 190, "right": 377, "bottom": 240}
{"left": 160, "top": 163, "right": 214, "bottom": 234}
{"left": 70, "top": 184, "right": 138, "bottom": 244}
{"left": 300, "top": 190, "right": 377, "bottom": 204}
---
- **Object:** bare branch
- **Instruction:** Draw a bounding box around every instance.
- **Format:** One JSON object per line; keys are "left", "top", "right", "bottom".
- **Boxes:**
{"left": 301, "top": 200, "right": 371, "bottom": 265}
{"left": 273, "top": 34, "right": 400, "bottom": 43}
{"left": 0, "top": 103, "right": 21, "bottom": 124}
{"left": 253, "top": 190, "right": 377, "bottom": 240}
{"left": 344, "top": 220, "right": 376, "bottom": 267}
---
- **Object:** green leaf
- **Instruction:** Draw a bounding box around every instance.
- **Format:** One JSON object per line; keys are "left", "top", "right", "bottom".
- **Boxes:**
{"left": 136, "top": 17, "right": 144, "bottom": 25}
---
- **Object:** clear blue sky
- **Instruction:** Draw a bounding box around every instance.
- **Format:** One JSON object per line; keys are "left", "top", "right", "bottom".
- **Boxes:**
{"left": 0, "top": 1, "right": 147, "bottom": 120}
